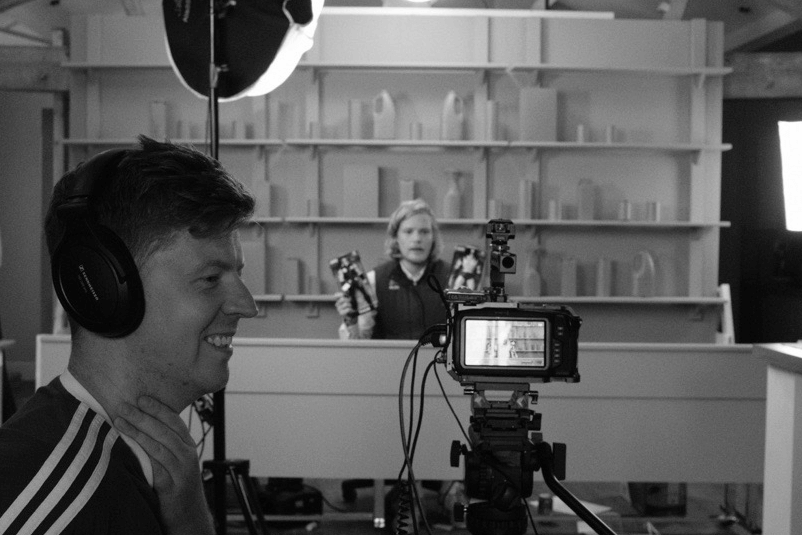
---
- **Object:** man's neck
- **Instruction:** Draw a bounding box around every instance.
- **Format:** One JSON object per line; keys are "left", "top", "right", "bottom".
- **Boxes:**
{"left": 68, "top": 335, "right": 191, "bottom": 416}
{"left": 68, "top": 354, "right": 138, "bottom": 425}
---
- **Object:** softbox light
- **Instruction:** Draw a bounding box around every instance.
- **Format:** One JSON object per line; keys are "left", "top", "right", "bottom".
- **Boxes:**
{"left": 163, "top": 0, "right": 323, "bottom": 101}
{"left": 779, "top": 121, "right": 802, "bottom": 232}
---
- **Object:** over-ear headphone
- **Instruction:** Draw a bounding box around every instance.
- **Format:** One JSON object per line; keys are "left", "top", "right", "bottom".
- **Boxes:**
{"left": 51, "top": 149, "right": 145, "bottom": 338}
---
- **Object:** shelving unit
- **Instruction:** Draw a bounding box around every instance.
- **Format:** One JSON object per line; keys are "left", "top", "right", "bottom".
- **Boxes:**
{"left": 61, "top": 8, "right": 730, "bottom": 342}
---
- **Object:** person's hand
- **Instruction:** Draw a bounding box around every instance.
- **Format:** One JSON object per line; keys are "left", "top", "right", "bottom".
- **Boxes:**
{"left": 115, "top": 396, "right": 214, "bottom": 535}
{"left": 335, "top": 291, "right": 356, "bottom": 319}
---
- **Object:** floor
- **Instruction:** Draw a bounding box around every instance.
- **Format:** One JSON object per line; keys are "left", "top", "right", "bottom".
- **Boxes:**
{"left": 225, "top": 478, "right": 762, "bottom": 535}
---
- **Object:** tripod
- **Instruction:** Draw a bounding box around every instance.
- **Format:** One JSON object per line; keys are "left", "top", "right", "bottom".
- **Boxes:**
{"left": 451, "top": 386, "right": 618, "bottom": 535}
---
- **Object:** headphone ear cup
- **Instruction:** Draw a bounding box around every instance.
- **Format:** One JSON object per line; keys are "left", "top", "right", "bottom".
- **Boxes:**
{"left": 51, "top": 222, "right": 144, "bottom": 337}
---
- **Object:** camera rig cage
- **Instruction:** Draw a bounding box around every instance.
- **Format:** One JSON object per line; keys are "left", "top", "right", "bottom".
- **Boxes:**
{"left": 444, "top": 219, "right": 580, "bottom": 386}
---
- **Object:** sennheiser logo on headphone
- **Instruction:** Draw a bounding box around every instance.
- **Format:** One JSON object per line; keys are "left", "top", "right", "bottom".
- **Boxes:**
{"left": 78, "top": 264, "right": 100, "bottom": 302}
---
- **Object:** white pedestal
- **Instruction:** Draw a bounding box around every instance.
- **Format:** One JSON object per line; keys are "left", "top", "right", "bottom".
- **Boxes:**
{"left": 756, "top": 343, "right": 802, "bottom": 535}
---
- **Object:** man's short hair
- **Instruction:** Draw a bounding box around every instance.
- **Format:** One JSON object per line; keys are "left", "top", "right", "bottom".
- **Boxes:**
{"left": 45, "top": 135, "right": 255, "bottom": 266}
{"left": 384, "top": 198, "right": 442, "bottom": 262}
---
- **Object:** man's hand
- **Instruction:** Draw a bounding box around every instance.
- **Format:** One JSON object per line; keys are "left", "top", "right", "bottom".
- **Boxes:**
{"left": 115, "top": 396, "right": 214, "bottom": 535}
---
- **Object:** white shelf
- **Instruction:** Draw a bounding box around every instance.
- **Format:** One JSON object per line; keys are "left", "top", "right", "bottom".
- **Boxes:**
{"left": 62, "top": 61, "right": 732, "bottom": 78}
{"left": 284, "top": 217, "right": 388, "bottom": 225}
{"left": 60, "top": 138, "right": 286, "bottom": 147}
{"left": 283, "top": 294, "right": 338, "bottom": 303}
{"left": 265, "top": 217, "right": 727, "bottom": 230}
{"left": 266, "top": 294, "right": 727, "bottom": 306}
{"left": 285, "top": 139, "right": 509, "bottom": 150}
{"left": 298, "top": 62, "right": 732, "bottom": 80}
{"left": 513, "top": 296, "right": 728, "bottom": 306}
{"left": 59, "top": 138, "right": 732, "bottom": 154}
{"left": 282, "top": 217, "right": 488, "bottom": 225}
{"left": 508, "top": 141, "right": 732, "bottom": 152}
{"left": 62, "top": 62, "right": 171, "bottom": 69}
{"left": 251, "top": 217, "right": 284, "bottom": 225}
{"left": 251, "top": 294, "right": 284, "bottom": 303}
{"left": 521, "top": 220, "right": 730, "bottom": 229}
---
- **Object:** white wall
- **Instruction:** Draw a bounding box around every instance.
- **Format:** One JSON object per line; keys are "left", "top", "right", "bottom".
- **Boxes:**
{"left": 0, "top": 91, "right": 56, "bottom": 382}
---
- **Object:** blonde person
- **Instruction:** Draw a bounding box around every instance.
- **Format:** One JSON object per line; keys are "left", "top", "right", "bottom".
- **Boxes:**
{"left": 336, "top": 199, "right": 449, "bottom": 340}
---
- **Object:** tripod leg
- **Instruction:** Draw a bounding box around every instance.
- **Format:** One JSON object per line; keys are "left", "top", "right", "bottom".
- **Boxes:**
{"left": 535, "top": 442, "right": 617, "bottom": 535}
{"left": 240, "top": 470, "right": 270, "bottom": 535}
{"left": 228, "top": 465, "right": 267, "bottom": 535}
{"left": 372, "top": 479, "right": 385, "bottom": 528}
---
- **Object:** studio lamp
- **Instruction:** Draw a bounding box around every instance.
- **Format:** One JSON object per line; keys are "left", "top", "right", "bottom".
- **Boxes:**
{"left": 778, "top": 121, "right": 802, "bottom": 231}
{"left": 164, "top": 0, "right": 323, "bottom": 101}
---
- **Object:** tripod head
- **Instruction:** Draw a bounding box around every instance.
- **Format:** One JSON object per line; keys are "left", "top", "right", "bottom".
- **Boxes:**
{"left": 449, "top": 384, "right": 616, "bottom": 535}
{"left": 450, "top": 385, "right": 549, "bottom": 535}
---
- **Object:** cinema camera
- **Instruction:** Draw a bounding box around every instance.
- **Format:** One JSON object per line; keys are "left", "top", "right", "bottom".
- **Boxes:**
{"left": 439, "top": 219, "right": 616, "bottom": 535}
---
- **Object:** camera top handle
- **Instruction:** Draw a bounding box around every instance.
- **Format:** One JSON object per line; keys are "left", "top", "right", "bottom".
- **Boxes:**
{"left": 486, "top": 219, "right": 516, "bottom": 302}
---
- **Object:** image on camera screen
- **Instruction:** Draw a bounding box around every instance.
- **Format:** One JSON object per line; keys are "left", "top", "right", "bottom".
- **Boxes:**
{"left": 463, "top": 318, "right": 547, "bottom": 369}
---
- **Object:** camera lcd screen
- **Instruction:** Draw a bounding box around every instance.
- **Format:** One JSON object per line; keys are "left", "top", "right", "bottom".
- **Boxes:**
{"left": 463, "top": 318, "right": 547, "bottom": 369}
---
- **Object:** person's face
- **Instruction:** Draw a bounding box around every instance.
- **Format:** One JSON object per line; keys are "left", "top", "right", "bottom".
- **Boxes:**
{"left": 396, "top": 212, "right": 434, "bottom": 268}
{"left": 127, "top": 229, "right": 257, "bottom": 409}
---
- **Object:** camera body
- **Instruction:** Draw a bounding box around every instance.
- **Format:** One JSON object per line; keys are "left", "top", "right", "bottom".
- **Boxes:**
{"left": 442, "top": 218, "right": 581, "bottom": 386}
{"left": 447, "top": 299, "right": 581, "bottom": 385}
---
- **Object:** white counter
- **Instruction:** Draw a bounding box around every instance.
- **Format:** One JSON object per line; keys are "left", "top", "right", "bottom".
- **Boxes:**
{"left": 37, "top": 335, "right": 765, "bottom": 483}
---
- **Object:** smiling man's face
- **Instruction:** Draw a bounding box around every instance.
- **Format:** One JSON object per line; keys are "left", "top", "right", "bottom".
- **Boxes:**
{"left": 125, "top": 228, "right": 257, "bottom": 409}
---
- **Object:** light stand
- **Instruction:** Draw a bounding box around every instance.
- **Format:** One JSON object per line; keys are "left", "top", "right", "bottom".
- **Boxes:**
{"left": 162, "top": 1, "right": 322, "bottom": 532}
{"left": 203, "top": 3, "right": 267, "bottom": 534}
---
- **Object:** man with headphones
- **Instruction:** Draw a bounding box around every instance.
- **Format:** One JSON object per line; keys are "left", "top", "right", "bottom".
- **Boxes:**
{"left": 0, "top": 136, "right": 258, "bottom": 534}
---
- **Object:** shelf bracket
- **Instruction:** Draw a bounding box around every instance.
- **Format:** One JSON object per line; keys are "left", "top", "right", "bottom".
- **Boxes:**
{"left": 688, "top": 305, "right": 705, "bottom": 322}
{"left": 478, "top": 68, "right": 490, "bottom": 90}
{"left": 534, "top": 69, "right": 543, "bottom": 87}
{"left": 305, "top": 302, "right": 320, "bottom": 318}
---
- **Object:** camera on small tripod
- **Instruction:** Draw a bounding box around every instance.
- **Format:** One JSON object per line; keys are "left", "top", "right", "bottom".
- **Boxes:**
{"left": 436, "top": 220, "right": 614, "bottom": 535}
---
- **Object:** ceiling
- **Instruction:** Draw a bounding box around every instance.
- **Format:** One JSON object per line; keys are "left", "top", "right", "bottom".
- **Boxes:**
{"left": 1, "top": 0, "right": 802, "bottom": 52}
